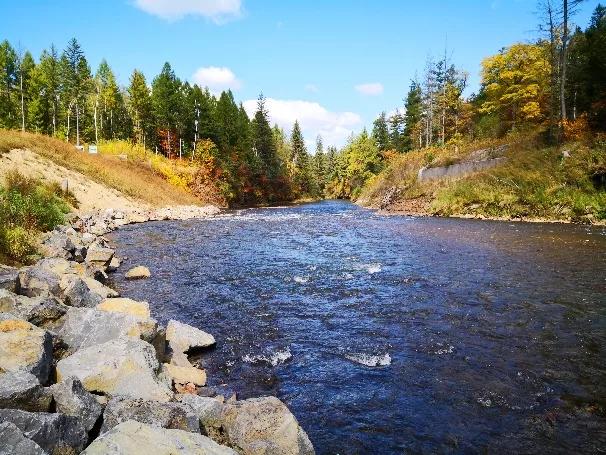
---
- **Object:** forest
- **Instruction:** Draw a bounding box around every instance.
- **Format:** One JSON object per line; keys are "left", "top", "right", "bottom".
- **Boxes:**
{"left": 0, "top": 2, "right": 604, "bottom": 206}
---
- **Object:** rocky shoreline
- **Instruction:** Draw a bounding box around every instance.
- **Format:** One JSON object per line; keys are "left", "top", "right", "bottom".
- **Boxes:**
{"left": 0, "top": 206, "right": 315, "bottom": 454}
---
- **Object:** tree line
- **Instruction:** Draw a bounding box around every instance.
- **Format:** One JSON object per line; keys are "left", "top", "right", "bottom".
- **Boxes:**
{"left": 0, "top": 38, "right": 324, "bottom": 205}
{"left": 0, "top": 2, "right": 604, "bottom": 204}
{"left": 325, "top": 2, "right": 606, "bottom": 199}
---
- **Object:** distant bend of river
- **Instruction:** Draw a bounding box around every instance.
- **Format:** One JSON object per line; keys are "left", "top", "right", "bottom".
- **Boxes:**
{"left": 109, "top": 200, "right": 606, "bottom": 454}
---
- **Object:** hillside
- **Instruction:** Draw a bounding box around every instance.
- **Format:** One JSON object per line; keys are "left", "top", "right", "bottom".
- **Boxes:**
{"left": 357, "top": 134, "right": 606, "bottom": 224}
{"left": 0, "top": 129, "right": 203, "bottom": 210}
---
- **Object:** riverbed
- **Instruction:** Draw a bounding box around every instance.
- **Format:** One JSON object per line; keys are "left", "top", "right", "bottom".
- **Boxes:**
{"left": 109, "top": 200, "right": 606, "bottom": 454}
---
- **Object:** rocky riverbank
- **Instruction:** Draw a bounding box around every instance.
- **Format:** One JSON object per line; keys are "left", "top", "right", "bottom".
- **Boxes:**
{"left": 0, "top": 206, "right": 315, "bottom": 454}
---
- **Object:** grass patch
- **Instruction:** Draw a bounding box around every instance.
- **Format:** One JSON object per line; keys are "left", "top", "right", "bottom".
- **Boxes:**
{"left": 360, "top": 132, "right": 606, "bottom": 223}
{"left": 0, "top": 171, "right": 72, "bottom": 263}
{"left": 0, "top": 129, "right": 200, "bottom": 207}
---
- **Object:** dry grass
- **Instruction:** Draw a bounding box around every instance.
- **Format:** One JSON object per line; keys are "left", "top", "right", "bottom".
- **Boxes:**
{"left": 0, "top": 129, "right": 200, "bottom": 207}
{"left": 360, "top": 132, "right": 606, "bottom": 223}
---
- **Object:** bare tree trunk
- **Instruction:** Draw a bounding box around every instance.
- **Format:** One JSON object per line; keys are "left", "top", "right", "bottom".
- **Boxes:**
{"left": 560, "top": 0, "right": 569, "bottom": 121}
{"left": 76, "top": 103, "right": 80, "bottom": 147}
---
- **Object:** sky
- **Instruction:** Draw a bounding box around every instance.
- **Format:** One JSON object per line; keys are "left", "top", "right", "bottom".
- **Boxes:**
{"left": 1, "top": 0, "right": 601, "bottom": 149}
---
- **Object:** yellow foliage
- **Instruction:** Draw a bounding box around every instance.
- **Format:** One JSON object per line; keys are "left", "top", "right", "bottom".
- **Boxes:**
{"left": 480, "top": 42, "right": 551, "bottom": 125}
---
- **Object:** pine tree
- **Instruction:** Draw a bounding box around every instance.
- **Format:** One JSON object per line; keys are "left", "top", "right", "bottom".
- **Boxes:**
{"left": 17, "top": 51, "right": 35, "bottom": 132}
{"left": 151, "top": 62, "right": 181, "bottom": 156}
{"left": 0, "top": 40, "right": 18, "bottom": 128}
{"left": 388, "top": 110, "right": 406, "bottom": 152}
{"left": 127, "top": 69, "right": 152, "bottom": 145}
{"left": 251, "top": 94, "right": 278, "bottom": 178}
{"left": 29, "top": 45, "right": 61, "bottom": 136}
{"left": 403, "top": 80, "right": 423, "bottom": 150}
{"left": 94, "top": 60, "right": 120, "bottom": 141}
{"left": 60, "top": 38, "right": 92, "bottom": 145}
{"left": 372, "top": 112, "right": 390, "bottom": 151}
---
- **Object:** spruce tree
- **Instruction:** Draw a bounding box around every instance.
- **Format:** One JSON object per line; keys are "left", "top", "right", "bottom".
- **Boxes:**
{"left": 388, "top": 110, "right": 406, "bottom": 152}
{"left": 60, "top": 38, "right": 92, "bottom": 145}
{"left": 403, "top": 81, "right": 423, "bottom": 150}
{"left": 0, "top": 40, "right": 18, "bottom": 128}
{"left": 372, "top": 112, "right": 390, "bottom": 151}
{"left": 251, "top": 94, "right": 278, "bottom": 178}
{"left": 128, "top": 69, "right": 152, "bottom": 145}
{"left": 151, "top": 62, "right": 181, "bottom": 156}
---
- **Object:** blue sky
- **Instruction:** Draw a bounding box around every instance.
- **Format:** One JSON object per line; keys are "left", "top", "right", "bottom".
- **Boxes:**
{"left": 1, "top": 0, "right": 601, "bottom": 148}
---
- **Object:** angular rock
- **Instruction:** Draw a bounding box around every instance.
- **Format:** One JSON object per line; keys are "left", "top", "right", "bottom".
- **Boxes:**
{"left": 0, "top": 409, "right": 87, "bottom": 455}
{"left": 81, "top": 232, "right": 96, "bottom": 245}
{"left": 177, "top": 394, "right": 225, "bottom": 442}
{"left": 16, "top": 267, "right": 61, "bottom": 298}
{"left": 85, "top": 244, "right": 115, "bottom": 268}
{"left": 0, "top": 421, "right": 46, "bottom": 455}
{"left": 60, "top": 274, "right": 118, "bottom": 308}
{"left": 107, "top": 257, "right": 122, "bottom": 273}
{"left": 57, "top": 307, "right": 158, "bottom": 352}
{"left": 56, "top": 337, "right": 172, "bottom": 402}
{"left": 163, "top": 363, "right": 207, "bottom": 386}
{"left": 101, "top": 396, "right": 199, "bottom": 434}
{"left": 83, "top": 420, "right": 237, "bottom": 455}
{"left": 166, "top": 319, "right": 215, "bottom": 354}
{"left": 0, "top": 314, "right": 52, "bottom": 383}
{"left": 222, "top": 396, "right": 315, "bottom": 455}
{"left": 0, "top": 265, "right": 18, "bottom": 292}
{"left": 50, "top": 376, "right": 103, "bottom": 432}
{"left": 0, "top": 290, "right": 67, "bottom": 328}
{"left": 0, "top": 371, "right": 52, "bottom": 412}
{"left": 97, "top": 298, "right": 150, "bottom": 319}
{"left": 125, "top": 266, "right": 150, "bottom": 280}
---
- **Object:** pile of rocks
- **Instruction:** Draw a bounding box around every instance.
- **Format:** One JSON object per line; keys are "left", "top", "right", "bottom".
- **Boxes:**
{"left": 0, "top": 209, "right": 315, "bottom": 454}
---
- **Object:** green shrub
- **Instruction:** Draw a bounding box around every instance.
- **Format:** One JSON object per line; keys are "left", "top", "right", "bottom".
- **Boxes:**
{"left": 0, "top": 226, "right": 37, "bottom": 262}
{"left": 0, "top": 171, "right": 73, "bottom": 263}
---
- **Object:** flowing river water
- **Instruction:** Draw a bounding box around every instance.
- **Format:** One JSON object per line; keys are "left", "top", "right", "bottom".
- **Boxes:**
{"left": 109, "top": 200, "right": 606, "bottom": 454}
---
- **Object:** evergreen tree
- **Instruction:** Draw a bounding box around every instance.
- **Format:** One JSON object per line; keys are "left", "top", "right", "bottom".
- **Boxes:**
{"left": 151, "top": 62, "right": 181, "bottom": 156}
{"left": 17, "top": 51, "right": 35, "bottom": 131}
{"left": 388, "top": 110, "right": 406, "bottom": 152}
{"left": 29, "top": 45, "right": 62, "bottom": 136}
{"left": 403, "top": 80, "right": 423, "bottom": 150}
{"left": 251, "top": 94, "right": 278, "bottom": 178}
{"left": 127, "top": 69, "right": 152, "bottom": 145}
{"left": 60, "top": 38, "right": 92, "bottom": 145}
{"left": 372, "top": 112, "right": 390, "bottom": 151}
{"left": 94, "top": 60, "right": 121, "bottom": 141}
{"left": 0, "top": 40, "right": 18, "bottom": 128}
{"left": 215, "top": 90, "right": 240, "bottom": 150}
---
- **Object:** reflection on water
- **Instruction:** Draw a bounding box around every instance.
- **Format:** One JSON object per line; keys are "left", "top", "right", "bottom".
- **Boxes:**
{"left": 110, "top": 200, "right": 606, "bottom": 454}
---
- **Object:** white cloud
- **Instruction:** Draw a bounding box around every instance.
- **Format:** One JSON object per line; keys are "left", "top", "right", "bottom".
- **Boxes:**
{"left": 133, "top": 0, "right": 242, "bottom": 23}
{"left": 243, "top": 98, "right": 362, "bottom": 149}
{"left": 192, "top": 66, "right": 241, "bottom": 92}
{"left": 304, "top": 84, "right": 319, "bottom": 93}
{"left": 355, "top": 82, "right": 384, "bottom": 96}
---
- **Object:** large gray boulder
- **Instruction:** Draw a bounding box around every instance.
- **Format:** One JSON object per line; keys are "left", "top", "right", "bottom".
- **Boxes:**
{"left": 16, "top": 267, "right": 61, "bottom": 298}
{"left": 0, "top": 289, "right": 67, "bottom": 328}
{"left": 83, "top": 420, "right": 237, "bottom": 455}
{"left": 56, "top": 336, "right": 172, "bottom": 402}
{"left": 85, "top": 244, "right": 115, "bottom": 268}
{"left": 0, "top": 409, "right": 87, "bottom": 455}
{"left": 59, "top": 274, "right": 117, "bottom": 308}
{"left": 57, "top": 307, "right": 158, "bottom": 353}
{"left": 50, "top": 376, "right": 103, "bottom": 432}
{"left": 0, "top": 371, "right": 52, "bottom": 412}
{"left": 0, "top": 421, "right": 46, "bottom": 455}
{"left": 177, "top": 394, "right": 225, "bottom": 442}
{"left": 222, "top": 396, "right": 315, "bottom": 455}
{"left": 101, "top": 396, "right": 199, "bottom": 434}
{"left": 0, "top": 265, "right": 18, "bottom": 292}
{"left": 166, "top": 319, "right": 215, "bottom": 354}
{"left": 0, "top": 313, "right": 53, "bottom": 383}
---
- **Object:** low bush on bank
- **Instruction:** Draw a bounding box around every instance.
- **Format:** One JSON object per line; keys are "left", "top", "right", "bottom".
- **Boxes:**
{"left": 0, "top": 171, "right": 72, "bottom": 263}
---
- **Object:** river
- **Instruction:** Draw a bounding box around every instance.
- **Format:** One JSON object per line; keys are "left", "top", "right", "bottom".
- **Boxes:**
{"left": 108, "top": 200, "right": 606, "bottom": 454}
